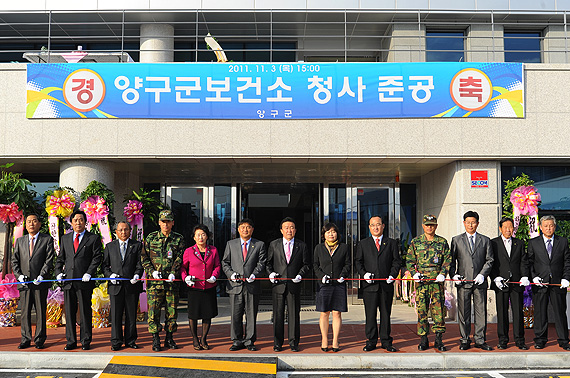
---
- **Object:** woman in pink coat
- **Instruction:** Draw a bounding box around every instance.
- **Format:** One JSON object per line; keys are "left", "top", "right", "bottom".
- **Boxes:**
{"left": 181, "top": 224, "right": 221, "bottom": 350}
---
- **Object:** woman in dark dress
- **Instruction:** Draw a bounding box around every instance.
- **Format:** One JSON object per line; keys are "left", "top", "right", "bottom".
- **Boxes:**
{"left": 313, "top": 222, "right": 351, "bottom": 352}
{"left": 181, "top": 224, "right": 221, "bottom": 350}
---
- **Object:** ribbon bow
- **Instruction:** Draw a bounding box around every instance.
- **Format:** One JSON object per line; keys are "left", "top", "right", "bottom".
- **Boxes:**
{"left": 80, "top": 196, "right": 109, "bottom": 224}
{"left": 0, "top": 202, "right": 23, "bottom": 224}
{"left": 46, "top": 189, "right": 75, "bottom": 218}
{"left": 510, "top": 186, "right": 541, "bottom": 216}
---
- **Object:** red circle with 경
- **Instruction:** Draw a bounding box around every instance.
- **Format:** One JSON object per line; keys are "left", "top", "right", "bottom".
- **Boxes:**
{"left": 63, "top": 69, "right": 106, "bottom": 113}
{"left": 449, "top": 68, "right": 492, "bottom": 112}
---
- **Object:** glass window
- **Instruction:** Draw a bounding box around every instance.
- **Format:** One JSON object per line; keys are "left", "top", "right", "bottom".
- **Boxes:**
{"left": 328, "top": 185, "right": 346, "bottom": 242}
{"left": 400, "top": 183, "right": 417, "bottom": 251}
{"left": 426, "top": 31, "right": 465, "bottom": 62}
{"left": 213, "top": 185, "right": 232, "bottom": 253}
{"left": 504, "top": 31, "right": 541, "bottom": 63}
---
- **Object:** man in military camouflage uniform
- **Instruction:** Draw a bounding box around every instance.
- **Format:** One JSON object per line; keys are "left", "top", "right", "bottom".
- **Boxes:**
{"left": 406, "top": 214, "right": 451, "bottom": 351}
{"left": 142, "top": 210, "right": 185, "bottom": 352}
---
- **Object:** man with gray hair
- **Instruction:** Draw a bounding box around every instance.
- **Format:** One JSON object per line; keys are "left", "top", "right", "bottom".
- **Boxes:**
{"left": 528, "top": 215, "right": 570, "bottom": 350}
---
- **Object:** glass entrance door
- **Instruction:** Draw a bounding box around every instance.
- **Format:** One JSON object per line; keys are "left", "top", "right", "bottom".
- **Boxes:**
{"left": 166, "top": 186, "right": 208, "bottom": 245}
{"left": 347, "top": 185, "right": 396, "bottom": 304}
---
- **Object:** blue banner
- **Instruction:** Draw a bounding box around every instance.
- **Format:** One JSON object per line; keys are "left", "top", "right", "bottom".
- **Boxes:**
{"left": 27, "top": 62, "right": 523, "bottom": 119}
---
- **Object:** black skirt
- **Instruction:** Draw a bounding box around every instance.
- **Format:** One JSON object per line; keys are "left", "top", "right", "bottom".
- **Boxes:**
{"left": 315, "top": 284, "right": 348, "bottom": 312}
{"left": 187, "top": 287, "right": 218, "bottom": 320}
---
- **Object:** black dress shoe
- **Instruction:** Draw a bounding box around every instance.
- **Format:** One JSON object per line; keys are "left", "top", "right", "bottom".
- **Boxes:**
{"left": 516, "top": 344, "right": 528, "bottom": 350}
{"left": 246, "top": 344, "right": 257, "bottom": 351}
{"left": 111, "top": 345, "right": 121, "bottom": 351}
{"left": 382, "top": 345, "right": 397, "bottom": 352}
{"left": 273, "top": 345, "right": 282, "bottom": 352}
{"left": 534, "top": 344, "right": 545, "bottom": 349}
{"left": 290, "top": 345, "right": 300, "bottom": 352}
{"left": 459, "top": 342, "right": 471, "bottom": 350}
{"left": 82, "top": 344, "right": 91, "bottom": 350}
{"left": 35, "top": 343, "right": 44, "bottom": 350}
{"left": 229, "top": 344, "right": 244, "bottom": 351}
{"left": 561, "top": 343, "right": 570, "bottom": 351}
{"left": 126, "top": 343, "right": 139, "bottom": 349}
{"left": 18, "top": 342, "right": 31, "bottom": 349}
{"left": 363, "top": 344, "right": 376, "bottom": 352}
{"left": 497, "top": 343, "right": 508, "bottom": 350}
{"left": 321, "top": 347, "right": 329, "bottom": 352}
{"left": 64, "top": 343, "right": 77, "bottom": 351}
{"left": 331, "top": 346, "right": 340, "bottom": 352}
{"left": 474, "top": 343, "right": 493, "bottom": 351}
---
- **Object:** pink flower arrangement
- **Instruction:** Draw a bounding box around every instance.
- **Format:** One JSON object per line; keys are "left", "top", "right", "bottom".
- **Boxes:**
{"left": 0, "top": 274, "right": 19, "bottom": 299}
{"left": 79, "top": 196, "right": 109, "bottom": 224}
{"left": 0, "top": 202, "right": 23, "bottom": 224}
{"left": 124, "top": 200, "right": 144, "bottom": 223}
{"left": 510, "top": 186, "right": 541, "bottom": 216}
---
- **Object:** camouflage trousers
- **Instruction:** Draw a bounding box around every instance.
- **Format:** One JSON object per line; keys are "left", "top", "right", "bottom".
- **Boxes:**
{"left": 147, "top": 285, "right": 179, "bottom": 334}
{"left": 416, "top": 282, "right": 446, "bottom": 336}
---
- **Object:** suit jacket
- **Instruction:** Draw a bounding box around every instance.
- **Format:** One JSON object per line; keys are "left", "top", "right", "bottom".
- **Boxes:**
{"left": 528, "top": 234, "right": 570, "bottom": 284}
{"left": 313, "top": 242, "right": 351, "bottom": 288}
{"left": 103, "top": 239, "right": 144, "bottom": 296}
{"left": 11, "top": 232, "right": 55, "bottom": 291}
{"left": 54, "top": 230, "right": 102, "bottom": 291}
{"left": 181, "top": 244, "right": 221, "bottom": 290}
{"left": 490, "top": 236, "right": 529, "bottom": 292}
{"left": 222, "top": 237, "right": 266, "bottom": 295}
{"left": 450, "top": 232, "right": 494, "bottom": 289}
{"left": 355, "top": 236, "right": 401, "bottom": 292}
{"left": 266, "top": 238, "right": 311, "bottom": 295}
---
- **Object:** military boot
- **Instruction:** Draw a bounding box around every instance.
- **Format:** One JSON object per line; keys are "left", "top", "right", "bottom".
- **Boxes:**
{"left": 434, "top": 332, "right": 447, "bottom": 351}
{"left": 418, "top": 335, "right": 429, "bottom": 351}
{"left": 165, "top": 331, "right": 178, "bottom": 349}
{"left": 152, "top": 333, "right": 161, "bottom": 352}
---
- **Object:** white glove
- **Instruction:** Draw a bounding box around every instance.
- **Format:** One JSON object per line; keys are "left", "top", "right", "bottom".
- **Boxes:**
{"left": 206, "top": 275, "right": 217, "bottom": 284}
{"left": 494, "top": 277, "right": 505, "bottom": 290}
{"left": 413, "top": 272, "right": 422, "bottom": 283}
{"left": 337, "top": 277, "right": 345, "bottom": 284}
{"left": 292, "top": 275, "right": 302, "bottom": 283}
{"left": 185, "top": 275, "right": 195, "bottom": 286}
{"left": 130, "top": 274, "right": 140, "bottom": 284}
{"left": 34, "top": 275, "right": 43, "bottom": 285}
{"left": 322, "top": 275, "right": 330, "bottom": 284}
{"left": 435, "top": 274, "right": 446, "bottom": 283}
{"left": 231, "top": 272, "right": 239, "bottom": 282}
{"left": 246, "top": 274, "right": 256, "bottom": 283}
{"left": 269, "top": 272, "right": 279, "bottom": 284}
{"left": 152, "top": 271, "right": 161, "bottom": 280}
{"left": 533, "top": 276, "right": 545, "bottom": 287}
{"left": 519, "top": 276, "right": 530, "bottom": 287}
{"left": 561, "top": 279, "right": 570, "bottom": 289}
{"left": 56, "top": 273, "right": 64, "bottom": 283}
{"left": 386, "top": 275, "right": 395, "bottom": 284}
{"left": 110, "top": 273, "right": 119, "bottom": 285}
{"left": 474, "top": 274, "right": 485, "bottom": 285}
{"left": 364, "top": 272, "right": 373, "bottom": 284}
{"left": 82, "top": 273, "right": 91, "bottom": 282}
{"left": 453, "top": 274, "right": 462, "bottom": 282}
{"left": 18, "top": 275, "right": 26, "bottom": 283}
{"left": 167, "top": 273, "right": 175, "bottom": 282}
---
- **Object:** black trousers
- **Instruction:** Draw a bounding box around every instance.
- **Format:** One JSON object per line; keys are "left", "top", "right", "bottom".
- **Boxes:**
{"left": 533, "top": 285, "right": 569, "bottom": 346}
{"left": 363, "top": 287, "right": 394, "bottom": 346}
{"left": 272, "top": 287, "right": 301, "bottom": 348}
{"left": 110, "top": 289, "right": 139, "bottom": 347}
{"left": 64, "top": 288, "right": 93, "bottom": 346}
{"left": 495, "top": 288, "right": 525, "bottom": 345}
{"left": 19, "top": 288, "right": 48, "bottom": 345}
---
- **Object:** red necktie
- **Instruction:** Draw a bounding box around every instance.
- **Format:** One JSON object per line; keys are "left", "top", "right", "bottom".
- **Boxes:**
{"left": 74, "top": 234, "right": 80, "bottom": 253}
{"left": 29, "top": 237, "right": 34, "bottom": 257}
{"left": 375, "top": 238, "right": 380, "bottom": 251}
{"left": 242, "top": 242, "right": 248, "bottom": 261}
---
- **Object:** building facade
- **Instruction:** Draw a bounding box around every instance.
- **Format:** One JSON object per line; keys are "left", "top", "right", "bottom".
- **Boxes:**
{"left": 1, "top": 1, "right": 570, "bottom": 304}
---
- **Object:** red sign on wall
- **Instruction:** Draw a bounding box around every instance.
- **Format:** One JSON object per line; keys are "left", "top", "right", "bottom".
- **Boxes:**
{"left": 471, "top": 170, "right": 489, "bottom": 188}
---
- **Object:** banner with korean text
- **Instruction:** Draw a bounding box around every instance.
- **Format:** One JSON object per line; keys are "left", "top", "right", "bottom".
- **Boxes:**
{"left": 26, "top": 62, "right": 523, "bottom": 119}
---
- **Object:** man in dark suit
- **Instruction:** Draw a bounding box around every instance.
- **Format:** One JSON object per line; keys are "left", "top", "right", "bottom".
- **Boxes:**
{"left": 54, "top": 210, "right": 102, "bottom": 351}
{"left": 103, "top": 221, "right": 143, "bottom": 351}
{"left": 11, "top": 213, "right": 55, "bottom": 349}
{"left": 355, "top": 215, "right": 401, "bottom": 352}
{"left": 528, "top": 215, "right": 570, "bottom": 350}
{"left": 266, "top": 217, "right": 311, "bottom": 352}
{"left": 490, "top": 217, "right": 530, "bottom": 350}
{"left": 450, "top": 210, "right": 494, "bottom": 351}
{"left": 222, "top": 218, "right": 267, "bottom": 351}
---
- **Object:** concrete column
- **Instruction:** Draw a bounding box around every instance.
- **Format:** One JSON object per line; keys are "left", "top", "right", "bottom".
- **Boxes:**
{"left": 140, "top": 23, "right": 174, "bottom": 63}
{"left": 544, "top": 26, "right": 568, "bottom": 64}
{"left": 385, "top": 24, "right": 426, "bottom": 63}
{"left": 59, "top": 160, "right": 115, "bottom": 193}
{"left": 466, "top": 24, "right": 504, "bottom": 63}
